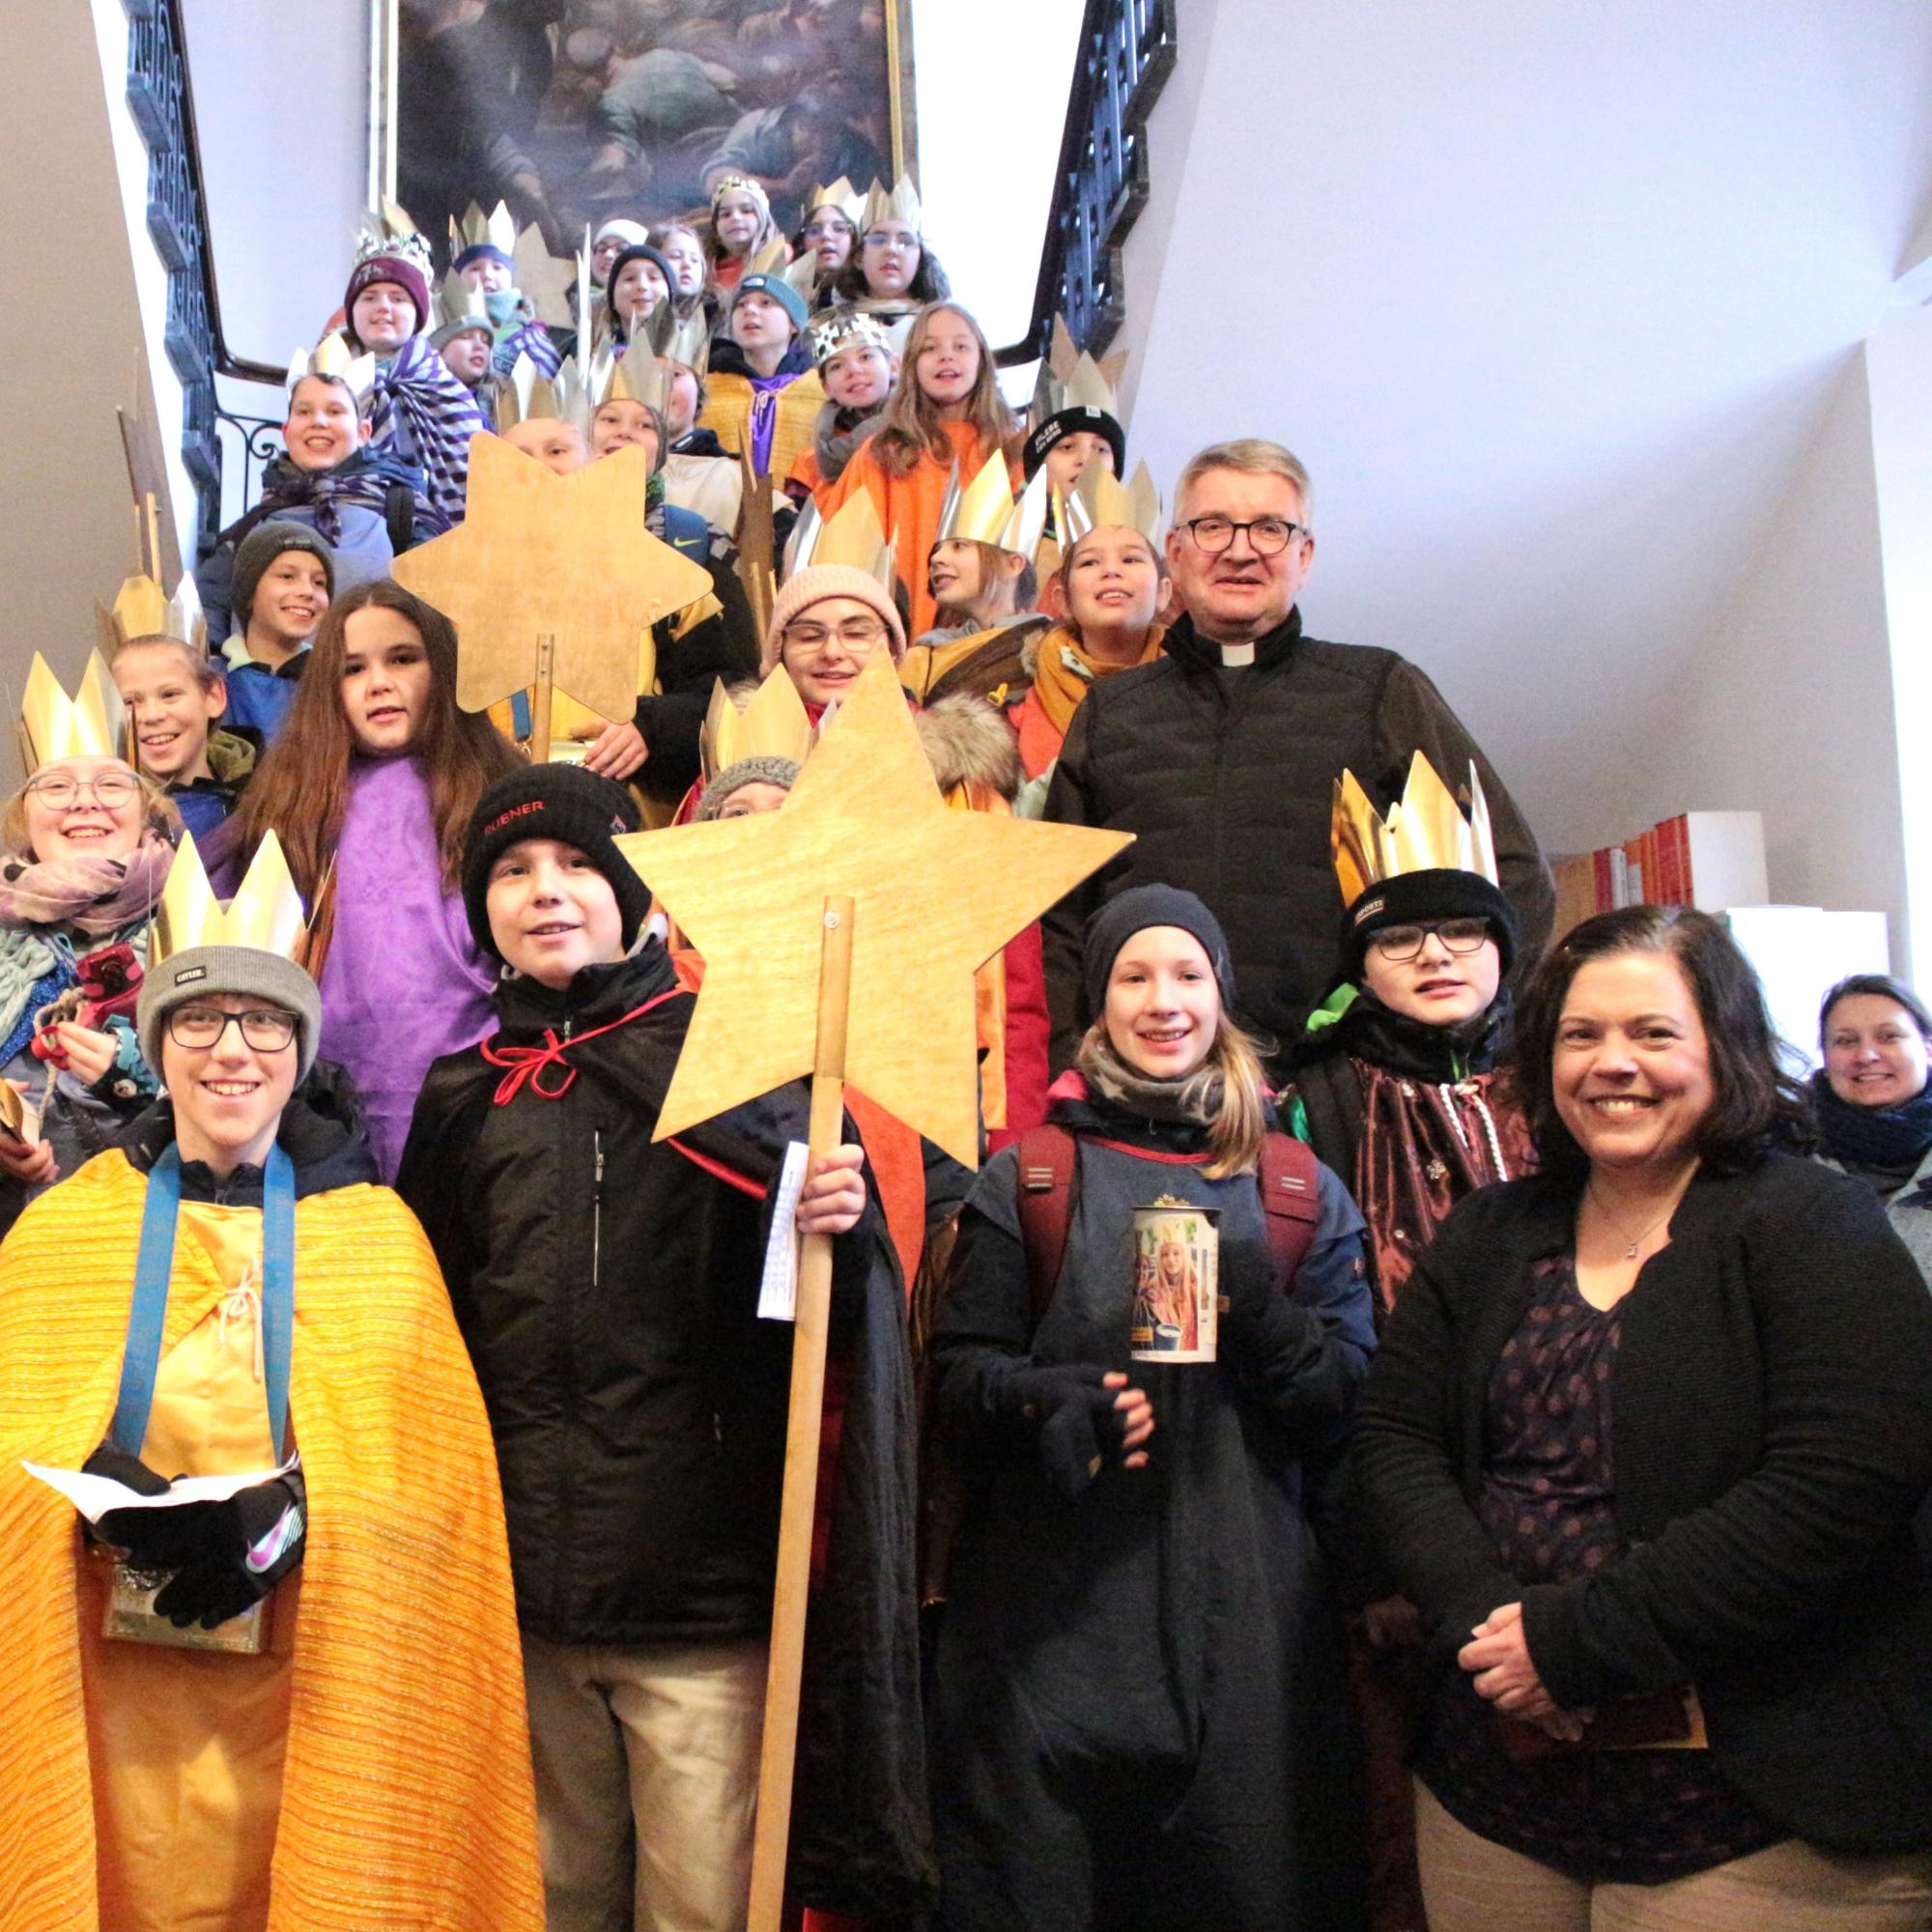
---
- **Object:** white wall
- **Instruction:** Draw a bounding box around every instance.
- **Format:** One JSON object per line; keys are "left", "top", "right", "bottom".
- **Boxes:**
{"left": 1110, "top": 0, "right": 1932, "bottom": 924}
{"left": 910, "top": 0, "right": 1085, "bottom": 356}
{"left": 1866, "top": 301, "right": 1932, "bottom": 978}
{"left": 0, "top": 3, "right": 169, "bottom": 714}
{"left": 1629, "top": 355, "right": 1906, "bottom": 968}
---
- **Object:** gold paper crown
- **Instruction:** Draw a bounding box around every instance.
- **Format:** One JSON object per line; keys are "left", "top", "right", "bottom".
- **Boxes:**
{"left": 450, "top": 199, "right": 517, "bottom": 262}
{"left": 783, "top": 251, "right": 822, "bottom": 301}
{"left": 517, "top": 221, "right": 579, "bottom": 329}
{"left": 497, "top": 351, "right": 593, "bottom": 434}
{"left": 710, "top": 172, "right": 769, "bottom": 210}
{"left": 434, "top": 270, "right": 493, "bottom": 334}
{"left": 98, "top": 571, "right": 207, "bottom": 660}
{"left": 1331, "top": 753, "right": 1499, "bottom": 909}
{"left": 19, "top": 650, "right": 128, "bottom": 771}
{"left": 701, "top": 671, "right": 815, "bottom": 780}
{"left": 810, "top": 309, "right": 890, "bottom": 366}
{"left": 861, "top": 173, "right": 922, "bottom": 235}
{"left": 1058, "top": 458, "right": 1161, "bottom": 547}
{"left": 590, "top": 345, "right": 668, "bottom": 419}
{"left": 742, "top": 235, "right": 790, "bottom": 280}
{"left": 351, "top": 196, "right": 433, "bottom": 277}
{"left": 802, "top": 178, "right": 863, "bottom": 226}
{"left": 646, "top": 303, "right": 710, "bottom": 376}
{"left": 286, "top": 334, "right": 378, "bottom": 402}
{"left": 153, "top": 829, "right": 309, "bottom": 967}
{"left": 1031, "top": 314, "right": 1127, "bottom": 424}
{"left": 936, "top": 453, "right": 1041, "bottom": 554}
{"left": 787, "top": 487, "right": 895, "bottom": 589}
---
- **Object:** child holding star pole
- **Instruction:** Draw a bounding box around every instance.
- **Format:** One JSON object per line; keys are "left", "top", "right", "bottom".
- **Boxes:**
{"left": 395, "top": 763, "right": 928, "bottom": 1932}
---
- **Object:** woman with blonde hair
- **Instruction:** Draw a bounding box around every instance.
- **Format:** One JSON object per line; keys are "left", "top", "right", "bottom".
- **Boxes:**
{"left": 819, "top": 301, "right": 1019, "bottom": 638}
{"left": 0, "top": 674, "right": 178, "bottom": 1234}
{"left": 926, "top": 883, "right": 1376, "bottom": 1931}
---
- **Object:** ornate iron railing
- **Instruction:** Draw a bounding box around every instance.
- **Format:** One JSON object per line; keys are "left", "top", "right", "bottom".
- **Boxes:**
{"left": 123, "top": 0, "right": 283, "bottom": 555}
{"left": 996, "top": 0, "right": 1177, "bottom": 367}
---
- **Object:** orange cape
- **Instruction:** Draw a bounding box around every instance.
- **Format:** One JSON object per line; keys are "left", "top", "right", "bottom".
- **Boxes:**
{"left": 0, "top": 1151, "right": 544, "bottom": 1932}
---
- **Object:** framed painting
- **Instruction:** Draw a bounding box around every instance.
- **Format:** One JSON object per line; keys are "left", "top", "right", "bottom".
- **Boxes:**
{"left": 374, "top": 0, "right": 915, "bottom": 264}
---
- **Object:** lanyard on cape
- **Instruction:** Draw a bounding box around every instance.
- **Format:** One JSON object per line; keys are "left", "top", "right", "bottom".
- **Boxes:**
{"left": 107, "top": 1142, "right": 297, "bottom": 1457}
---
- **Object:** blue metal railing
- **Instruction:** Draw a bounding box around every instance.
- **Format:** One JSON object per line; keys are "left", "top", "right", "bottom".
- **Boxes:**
{"left": 998, "top": 0, "right": 1177, "bottom": 365}
{"left": 123, "top": 0, "right": 282, "bottom": 556}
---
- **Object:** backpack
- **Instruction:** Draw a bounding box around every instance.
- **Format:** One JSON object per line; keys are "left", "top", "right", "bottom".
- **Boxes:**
{"left": 1012, "top": 1122, "right": 1323, "bottom": 1329}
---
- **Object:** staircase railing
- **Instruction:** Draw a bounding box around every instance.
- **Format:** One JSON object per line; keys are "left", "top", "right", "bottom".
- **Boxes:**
{"left": 124, "top": 0, "right": 282, "bottom": 557}
{"left": 995, "top": 0, "right": 1177, "bottom": 367}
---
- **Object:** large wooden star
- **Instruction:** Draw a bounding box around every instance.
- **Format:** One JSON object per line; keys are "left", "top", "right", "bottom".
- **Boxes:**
{"left": 617, "top": 656, "right": 1131, "bottom": 1167}
{"left": 391, "top": 433, "right": 713, "bottom": 722}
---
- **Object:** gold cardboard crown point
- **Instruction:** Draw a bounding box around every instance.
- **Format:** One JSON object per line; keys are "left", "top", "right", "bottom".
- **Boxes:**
{"left": 101, "top": 572, "right": 206, "bottom": 657}
{"left": 498, "top": 352, "right": 591, "bottom": 434}
{"left": 20, "top": 650, "right": 128, "bottom": 771}
{"left": 1061, "top": 458, "right": 1161, "bottom": 548}
{"left": 434, "top": 270, "right": 493, "bottom": 331}
{"left": 710, "top": 172, "right": 768, "bottom": 210}
{"left": 591, "top": 345, "right": 668, "bottom": 419}
{"left": 287, "top": 336, "right": 378, "bottom": 402}
{"left": 743, "top": 235, "right": 791, "bottom": 280}
{"left": 935, "top": 452, "right": 1019, "bottom": 551}
{"left": 861, "top": 172, "right": 922, "bottom": 236}
{"left": 792, "top": 487, "right": 895, "bottom": 590}
{"left": 703, "top": 670, "right": 815, "bottom": 779}
{"left": 450, "top": 198, "right": 517, "bottom": 261}
{"left": 352, "top": 198, "right": 432, "bottom": 276}
{"left": 154, "top": 829, "right": 309, "bottom": 966}
{"left": 1330, "top": 753, "right": 1499, "bottom": 908}
{"left": 802, "top": 177, "right": 863, "bottom": 226}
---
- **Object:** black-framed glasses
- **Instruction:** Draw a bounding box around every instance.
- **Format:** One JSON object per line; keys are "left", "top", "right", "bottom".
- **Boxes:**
{"left": 26, "top": 771, "right": 141, "bottom": 809}
{"left": 1367, "top": 918, "right": 1494, "bottom": 964}
{"left": 1176, "top": 515, "right": 1307, "bottom": 556}
{"left": 167, "top": 1006, "right": 298, "bottom": 1052}
{"left": 783, "top": 619, "right": 889, "bottom": 650}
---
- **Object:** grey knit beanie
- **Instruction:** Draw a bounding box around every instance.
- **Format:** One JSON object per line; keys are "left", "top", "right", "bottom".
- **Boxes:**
{"left": 696, "top": 755, "right": 801, "bottom": 820}
{"left": 233, "top": 522, "right": 336, "bottom": 624}
{"left": 137, "top": 945, "right": 324, "bottom": 1083}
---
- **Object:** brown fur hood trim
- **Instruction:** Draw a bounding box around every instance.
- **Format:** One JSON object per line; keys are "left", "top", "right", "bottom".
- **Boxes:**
{"left": 914, "top": 694, "right": 1023, "bottom": 804}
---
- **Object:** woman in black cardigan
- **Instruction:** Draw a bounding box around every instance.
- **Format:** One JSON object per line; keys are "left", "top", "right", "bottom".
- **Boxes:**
{"left": 1356, "top": 905, "right": 1932, "bottom": 1930}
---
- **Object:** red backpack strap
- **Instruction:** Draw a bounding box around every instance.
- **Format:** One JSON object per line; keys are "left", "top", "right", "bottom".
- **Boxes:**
{"left": 1013, "top": 1123, "right": 1079, "bottom": 1335}
{"left": 1256, "top": 1131, "right": 1323, "bottom": 1289}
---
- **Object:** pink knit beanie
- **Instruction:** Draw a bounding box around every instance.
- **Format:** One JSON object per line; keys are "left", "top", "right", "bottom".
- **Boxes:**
{"left": 762, "top": 564, "right": 906, "bottom": 674}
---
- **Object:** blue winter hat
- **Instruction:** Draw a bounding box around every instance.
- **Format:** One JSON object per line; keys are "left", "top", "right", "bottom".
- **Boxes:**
{"left": 452, "top": 242, "right": 515, "bottom": 275}
{"left": 1082, "top": 885, "right": 1237, "bottom": 1017}
{"left": 733, "top": 271, "right": 809, "bottom": 333}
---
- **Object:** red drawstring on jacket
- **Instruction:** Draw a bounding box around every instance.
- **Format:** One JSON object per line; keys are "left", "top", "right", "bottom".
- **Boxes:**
{"left": 480, "top": 989, "right": 684, "bottom": 1105}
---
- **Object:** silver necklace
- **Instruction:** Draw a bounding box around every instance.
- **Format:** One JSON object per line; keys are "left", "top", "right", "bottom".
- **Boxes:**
{"left": 1586, "top": 1182, "right": 1677, "bottom": 1261}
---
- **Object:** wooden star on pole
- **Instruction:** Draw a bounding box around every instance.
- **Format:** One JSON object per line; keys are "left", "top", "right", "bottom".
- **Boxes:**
{"left": 615, "top": 653, "right": 1131, "bottom": 1168}
{"left": 391, "top": 432, "right": 713, "bottom": 723}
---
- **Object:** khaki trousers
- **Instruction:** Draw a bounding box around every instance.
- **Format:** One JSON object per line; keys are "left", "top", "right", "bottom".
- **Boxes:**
{"left": 1415, "top": 1777, "right": 1932, "bottom": 1932}
{"left": 523, "top": 1632, "right": 768, "bottom": 1932}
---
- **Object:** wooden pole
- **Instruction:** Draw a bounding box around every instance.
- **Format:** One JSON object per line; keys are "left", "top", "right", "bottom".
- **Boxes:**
{"left": 529, "top": 635, "right": 555, "bottom": 762}
{"left": 747, "top": 893, "right": 854, "bottom": 1932}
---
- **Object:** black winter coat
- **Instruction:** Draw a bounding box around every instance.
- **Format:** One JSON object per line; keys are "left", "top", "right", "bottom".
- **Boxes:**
{"left": 1040, "top": 609, "right": 1554, "bottom": 1070}
{"left": 1356, "top": 1151, "right": 1932, "bottom": 1856}
{"left": 396, "top": 945, "right": 937, "bottom": 1918}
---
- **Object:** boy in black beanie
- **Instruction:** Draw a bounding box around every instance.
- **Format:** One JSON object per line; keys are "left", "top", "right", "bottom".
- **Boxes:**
{"left": 397, "top": 764, "right": 934, "bottom": 1932}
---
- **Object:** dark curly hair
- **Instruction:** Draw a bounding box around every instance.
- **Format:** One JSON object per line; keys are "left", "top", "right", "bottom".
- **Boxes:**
{"left": 1510, "top": 904, "right": 1811, "bottom": 1180}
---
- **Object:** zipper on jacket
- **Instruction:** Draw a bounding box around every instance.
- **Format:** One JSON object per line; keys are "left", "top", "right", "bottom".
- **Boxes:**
{"left": 591, "top": 1128, "right": 604, "bottom": 1290}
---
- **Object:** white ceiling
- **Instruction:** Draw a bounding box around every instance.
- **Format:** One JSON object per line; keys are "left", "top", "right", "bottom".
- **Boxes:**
{"left": 1117, "top": 0, "right": 1932, "bottom": 851}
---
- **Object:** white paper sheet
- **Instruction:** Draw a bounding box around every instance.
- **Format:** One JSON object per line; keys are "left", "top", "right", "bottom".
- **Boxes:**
{"left": 24, "top": 1453, "right": 298, "bottom": 1524}
{"left": 756, "top": 1141, "right": 810, "bottom": 1322}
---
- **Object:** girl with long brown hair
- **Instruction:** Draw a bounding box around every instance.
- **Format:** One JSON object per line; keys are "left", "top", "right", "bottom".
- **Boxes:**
{"left": 224, "top": 578, "right": 521, "bottom": 1179}
{"left": 819, "top": 302, "right": 1019, "bottom": 639}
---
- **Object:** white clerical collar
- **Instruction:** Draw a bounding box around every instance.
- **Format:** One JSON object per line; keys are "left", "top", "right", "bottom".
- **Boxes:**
{"left": 1220, "top": 641, "right": 1257, "bottom": 668}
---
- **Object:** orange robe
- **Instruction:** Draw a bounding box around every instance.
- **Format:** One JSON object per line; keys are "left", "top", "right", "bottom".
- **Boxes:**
{"left": 820, "top": 421, "right": 1019, "bottom": 640}
{"left": 0, "top": 1152, "right": 544, "bottom": 1932}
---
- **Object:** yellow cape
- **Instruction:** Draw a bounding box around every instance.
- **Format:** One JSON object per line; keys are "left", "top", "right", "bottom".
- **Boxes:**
{"left": 0, "top": 1151, "right": 544, "bottom": 1931}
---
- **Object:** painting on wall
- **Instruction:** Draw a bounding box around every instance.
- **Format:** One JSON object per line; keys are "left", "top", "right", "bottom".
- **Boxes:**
{"left": 385, "top": 0, "right": 913, "bottom": 264}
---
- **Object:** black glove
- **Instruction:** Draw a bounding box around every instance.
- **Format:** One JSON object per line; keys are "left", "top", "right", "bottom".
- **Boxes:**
{"left": 1003, "top": 1362, "right": 1131, "bottom": 1500}
{"left": 149, "top": 1466, "right": 306, "bottom": 1631}
{"left": 87, "top": 1447, "right": 209, "bottom": 1569}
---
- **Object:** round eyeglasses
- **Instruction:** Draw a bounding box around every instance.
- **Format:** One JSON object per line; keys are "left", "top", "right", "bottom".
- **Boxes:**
{"left": 26, "top": 772, "right": 141, "bottom": 809}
